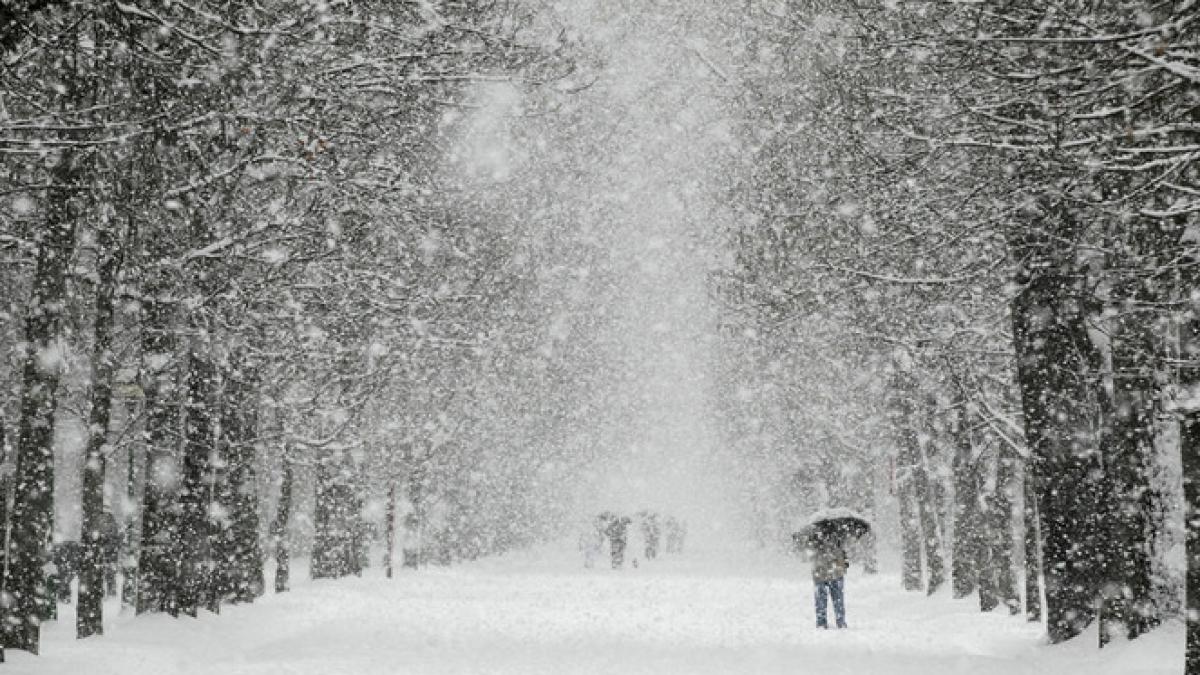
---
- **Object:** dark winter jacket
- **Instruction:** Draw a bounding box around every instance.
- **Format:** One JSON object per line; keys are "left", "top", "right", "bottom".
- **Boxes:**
{"left": 809, "top": 540, "right": 847, "bottom": 583}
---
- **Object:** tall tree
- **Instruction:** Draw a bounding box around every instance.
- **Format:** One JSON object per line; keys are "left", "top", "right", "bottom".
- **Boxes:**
{"left": 135, "top": 235, "right": 181, "bottom": 615}
{"left": 77, "top": 216, "right": 126, "bottom": 637}
{"left": 0, "top": 414, "right": 9, "bottom": 663}
{"left": 1010, "top": 202, "right": 1107, "bottom": 643}
{"left": 215, "top": 359, "right": 263, "bottom": 603}
{"left": 890, "top": 368, "right": 926, "bottom": 592}
{"left": 1177, "top": 236, "right": 1200, "bottom": 675}
{"left": 177, "top": 350, "right": 216, "bottom": 616}
{"left": 2, "top": 162, "right": 79, "bottom": 654}
{"left": 952, "top": 399, "right": 982, "bottom": 599}
{"left": 269, "top": 445, "right": 294, "bottom": 594}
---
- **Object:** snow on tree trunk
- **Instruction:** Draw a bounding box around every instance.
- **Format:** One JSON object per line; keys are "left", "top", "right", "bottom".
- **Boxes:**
{"left": 992, "top": 445, "right": 1020, "bottom": 615}
{"left": 1095, "top": 221, "right": 1178, "bottom": 645}
{"left": 1022, "top": 465, "right": 1042, "bottom": 622}
{"left": 890, "top": 371, "right": 924, "bottom": 592}
{"left": 177, "top": 351, "right": 216, "bottom": 617}
{"left": 385, "top": 481, "right": 397, "bottom": 579}
{"left": 0, "top": 415, "right": 9, "bottom": 663}
{"left": 2, "top": 214, "right": 76, "bottom": 654}
{"left": 915, "top": 392, "right": 947, "bottom": 596}
{"left": 136, "top": 274, "right": 180, "bottom": 616}
{"left": 1180, "top": 280, "right": 1200, "bottom": 674}
{"left": 311, "top": 454, "right": 362, "bottom": 580}
{"left": 216, "top": 361, "right": 263, "bottom": 603}
{"left": 120, "top": 426, "right": 139, "bottom": 611}
{"left": 978, "top": 439, "right": 1020, "bottom": 615}
{"left": 1184, "top": 400, "right": 1200, "bottom": 675}
{"left": 1098, "top": 341, "right": 1160, "bottom": 644}
{"left": 915, "top": 452, "right": 947, "bottom": 596}
{"left": 1010, "top": 206, "right": 1106, "bottom": 643}
{"left": 952, "top": 402, "right": 982, "bottom": 599}
{"left": 77, "top": 217, "right": 124, "bottom": 638}
{"left": 270, "top": 452, "right": 294, "bottom": 594}
{"left": 861, "top": 472, "right": 879, "bottom": 575}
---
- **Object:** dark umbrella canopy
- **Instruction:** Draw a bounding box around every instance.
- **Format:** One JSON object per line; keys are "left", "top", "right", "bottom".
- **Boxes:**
{"left": 794, "top": 508, "right": 872, "bottom": 549}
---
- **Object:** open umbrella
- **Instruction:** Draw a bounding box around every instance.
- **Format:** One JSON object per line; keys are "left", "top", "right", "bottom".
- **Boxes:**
{"left": 794, "top": 507, "right": 871, "bottom": 549}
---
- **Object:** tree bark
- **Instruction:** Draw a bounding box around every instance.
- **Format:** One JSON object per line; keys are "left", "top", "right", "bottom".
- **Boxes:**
{"left": 1180, "top": 269, "right": 1200, "bottom": 675}
{"left": 0, "top": 0, "right": 68, "bottom": 54}
{"left": 952, "top": 401, "right": 981, "bottom": 599}
{"left": 973, "top": 437, "right": 1019, "bottom": 616}
{"left": 0, "top": 415, "right": 9, "bottom": 663}
{"left": 891, "top": 373, "right": 924, "bottom": 591}
{"left": 1098, "top": 369, "right": 1158, "bottom": 644}
{"left": 915, "top": 394, "right": 947, "bottom": 595}
{"left": 2, "top": 194, "right": 77, "bottom": 653}
{"left": 135, "top": 274, "right": 180, "bottom": 616}
{"left": 385, "top": 480, "right": 397, "bottom": 579}
{"left": 862, "top": 473, "right": 879, "bottom": 575}
{"left": 128, "top": 3, "right": 184, "bottom": 617}
{"left": 177, "top": 350, "right": 216, "bottom": 617}
{"left": 915, "top": 458, "right": 947, "bottom": 595}
{"left": 1023, "top": 464, "right": 1042, "bottom": 622}
{"left": 271, "top": 451, "right": 294, "bottom": 593}
{"left": 121, "top": 418, "right": 139, "bottom": 610}
{"left": 1010, "top": 223, "right": 1105, "bottom": 642}
{"left": 218, "top": 363, "right": 264, "bottom": 603}
{"left": 312, "top": 456, "right": 360, "bottom": 579}
{"left": 992, "top": 445, "right": 1020, "bottom": 615}
{"left": 1097, "top": 288, "right": 1162, "bottom": 644}
{"left": 77, "top": 218, "right": 125, "bottom": 638}
{"left": 1185, "top": 391, "right": 1200, "bottom": 675}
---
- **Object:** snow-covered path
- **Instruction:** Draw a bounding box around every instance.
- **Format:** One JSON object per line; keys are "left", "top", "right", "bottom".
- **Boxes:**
{"left": 8, "top": 546, "right": 1180, "bottom": 674}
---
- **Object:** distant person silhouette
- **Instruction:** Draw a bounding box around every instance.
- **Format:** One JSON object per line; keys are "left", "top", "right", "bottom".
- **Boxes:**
{"left": 606, "top": 515, "right": 629, "bottom": 569}
{"left": 808, "top": 532, "right": 849, "bottom": 629}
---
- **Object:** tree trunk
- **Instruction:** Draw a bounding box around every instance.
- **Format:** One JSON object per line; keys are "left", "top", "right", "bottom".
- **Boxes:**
{"left": 978, "top": 469, "right": 999, "bottom": 612}
{"left": 177, "top": 350, "right": 216, "bottom": 617}
{"left": 1097, "top": 312, "right": 1160, "bottom": 644}
{"left": 914, "top": 395, "right": 947, "bottom": 596}
{"left": 385, "top": 480, "right": 397, "bottom": 579}
{"left": 312, "top": 456, "right": 360, "bottom": 579}
{"left": 1181, "top": 284, "right": 1200, "bottom": 675}
{"left": 952, "top": 402, "right": 981, "bottom": 599}
{"left": 862, "top": 473, "right": 879, "bottom": 575}
{"left": 1010, "top": 237, "right": 1105, "bottom": 642}
{"left": 136, "top": 271, "right": 180, "bottom": 616}
{"left": 77, "top": 219, "right": 125, "bottom": 638}
{"left": 1185, "top": 398, "right": 1200, "bottom": 675}
{"left": 219, "top": 364, "right": 264, "bottom": 603}
{"left": 0, "top": 416, "right": 9, "bottom": 664}
{"left": 120, "top": 401, "right": 140, "bottom": 610}
{"left": 2, "top": 212, "right": 76, "bottom": 654}
{"left": 992, "top": 445, "right": 1020, "bottom": 615}
{"left": 271, "top": 451, "right": 294, "bottom": 593}
{"left": 1023, "top": 464, "right": 1042, "bottom": 622}
{"left": 915, "top": 460, "right": 947, "bottom": 595}
{"left": 892, "top": 374, "right": 924, "bottom": 591}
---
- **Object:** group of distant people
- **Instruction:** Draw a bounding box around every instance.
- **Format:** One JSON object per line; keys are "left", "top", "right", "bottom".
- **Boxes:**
{"left": 580, "top": 511, "right": 686, "bottom": 569}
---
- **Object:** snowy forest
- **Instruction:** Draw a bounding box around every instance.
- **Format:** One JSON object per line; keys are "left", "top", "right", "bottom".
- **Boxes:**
{"left": 0, "top": 0, "right": 1198, "bottom": 673}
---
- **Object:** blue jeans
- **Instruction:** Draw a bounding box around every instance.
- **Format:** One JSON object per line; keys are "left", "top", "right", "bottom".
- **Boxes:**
{"left": 814, "top": 578, "right": 846, "bottom": 628}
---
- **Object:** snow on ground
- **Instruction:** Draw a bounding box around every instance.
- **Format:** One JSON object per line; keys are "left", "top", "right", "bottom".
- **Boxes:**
{"left": 7, "top": 545, "right": 1183, "bottom": 675}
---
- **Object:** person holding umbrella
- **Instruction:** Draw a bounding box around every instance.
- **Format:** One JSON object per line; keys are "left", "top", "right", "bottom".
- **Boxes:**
{"left": 798, "top": 507, "right": 871, "bottom": 630}
{"left": 808, "top": 528, "right": 849, "bottom": 629}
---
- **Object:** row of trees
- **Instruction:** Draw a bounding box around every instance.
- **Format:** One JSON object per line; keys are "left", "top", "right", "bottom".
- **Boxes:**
{"left": 716, "top": 0, "right": 1197, "bottom": 662}
{"left": 0, "top": 0, "right": 583, "bottom": 659}
{"left": 2, "top": 0, "right": 1194, "bottom": 667}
